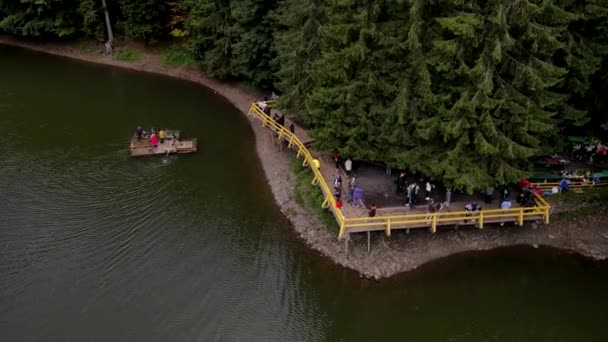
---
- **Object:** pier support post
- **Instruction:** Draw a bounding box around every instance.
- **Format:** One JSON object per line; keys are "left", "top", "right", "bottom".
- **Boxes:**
{"left": 344, "top": 234, "right": 350, "bottom": 257}
{"left": 518, "top": 210, "right": 524, "bottom": 227}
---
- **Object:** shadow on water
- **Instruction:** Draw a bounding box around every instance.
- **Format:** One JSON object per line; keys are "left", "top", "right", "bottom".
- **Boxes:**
{"left": 1, "top": 44, "right": 608, "bottom": 342}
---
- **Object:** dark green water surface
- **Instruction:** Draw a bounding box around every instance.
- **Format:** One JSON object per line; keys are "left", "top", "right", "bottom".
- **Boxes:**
{"left": 1, "top": 45, "right": 608, "bottom": 342}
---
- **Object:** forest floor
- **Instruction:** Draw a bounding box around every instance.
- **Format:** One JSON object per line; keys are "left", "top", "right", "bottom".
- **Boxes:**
{"left": 2, "top": 36, "right": 608, "bottom": 279}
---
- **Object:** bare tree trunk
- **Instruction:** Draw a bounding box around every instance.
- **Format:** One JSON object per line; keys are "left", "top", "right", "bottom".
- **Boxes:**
{"left": 101, "top": 0, "right": 114, "bottom": 54}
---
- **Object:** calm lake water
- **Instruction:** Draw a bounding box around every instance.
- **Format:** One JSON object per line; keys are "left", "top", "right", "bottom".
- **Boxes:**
{"left": 1, "top": 45, "right": 607, "bottom": 342}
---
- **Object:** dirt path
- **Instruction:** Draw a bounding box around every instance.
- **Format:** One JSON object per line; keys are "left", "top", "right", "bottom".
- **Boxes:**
{"left": 3, "top": 36, "right": 608, "bottom": 279}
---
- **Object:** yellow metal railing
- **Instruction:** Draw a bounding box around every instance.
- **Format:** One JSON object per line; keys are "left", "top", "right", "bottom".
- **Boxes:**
{"left": 248, "top": 102, "right": 346, "bottom": 231}
{"left": 339, "top": 193, "right": 549, "bottom": 236}
{"left": 533, "top": 180, "right": 608, "bottom": 192}
{"left": 249, "top": 102, "right": 551, "bottom": 239}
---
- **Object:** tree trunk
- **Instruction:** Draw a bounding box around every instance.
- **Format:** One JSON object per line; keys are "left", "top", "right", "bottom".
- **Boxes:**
{"left": 101, "top": 0, "right": 114, "bottom": 53}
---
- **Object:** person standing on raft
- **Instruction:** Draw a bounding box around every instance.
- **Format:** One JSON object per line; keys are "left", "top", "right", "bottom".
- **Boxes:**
{"left": 159, "top": 129, "right": 166, "bottom": 144}
{"left": 149, "top": 130, "right": 159, "bottom": 148}
{"left": 135, "top": 126, "right": 144, "bottom": 141}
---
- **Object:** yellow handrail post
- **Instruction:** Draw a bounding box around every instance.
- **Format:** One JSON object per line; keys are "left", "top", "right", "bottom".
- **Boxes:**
{"left": 322, "top": 195, "right": 329, "bottom": 208}
{"left": 339, "top": 222, "right": 346, "bottom": 239}
{"left": 518, "top": 209, "right": 524, "bottom": 227}
{"left": 385, "top": 218, "right": 391, "bottom": 236}
{"left": 278, "top": 129, "right": 284, "bottom": 140}
{"left": 288, "top": 136, "right": 294, "bottom": 148}
{"left": 430, "top": 214, "right": 437, "bottom": 233}
{"left": 296, "top": 148, "right": 301, "bottom": 158}
{"left": 478, "top": 211, "right": 484, "bottom": 229}
{"left": 544, "top": 207, "right": 550, "bottom": 224}
{"left": 311, "top": 173, "right": 318, "bottom": 185}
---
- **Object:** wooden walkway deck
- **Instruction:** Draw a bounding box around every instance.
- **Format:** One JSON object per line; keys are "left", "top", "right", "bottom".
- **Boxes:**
{"left": 248, "top": 102, "right": 552, "bottom": 239}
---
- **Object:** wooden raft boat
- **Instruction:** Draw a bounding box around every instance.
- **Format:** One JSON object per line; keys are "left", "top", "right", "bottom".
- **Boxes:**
{"left": 129, "top": 129, "right": 198, "bottom": 157}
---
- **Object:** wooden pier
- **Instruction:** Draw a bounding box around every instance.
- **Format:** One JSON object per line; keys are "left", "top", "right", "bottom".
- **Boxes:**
{"left": 129, "top": 130, "right": 197, "bottom": 157}
{"left": 248, "top": 101, "right": 552, "bottom": 240}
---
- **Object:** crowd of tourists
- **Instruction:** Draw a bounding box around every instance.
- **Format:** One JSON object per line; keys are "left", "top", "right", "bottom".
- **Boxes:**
{"left": 331, "top": 155, "right": 378, "bottom": 217}
{"left": 571, "top": 140, "right": 607, "bottom": 165}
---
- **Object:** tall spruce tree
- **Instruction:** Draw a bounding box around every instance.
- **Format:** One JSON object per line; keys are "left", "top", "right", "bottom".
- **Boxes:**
{"left": 558, "top": 0, "right": 608, "bottom": 133}
{"left": 230, "top": 0, "right": 278, "bottom": 88}
{"left": 184, "top": 0, "right": 236, "bottom": 79}
{"left": 416, "top": 0, "right": 578, "bottom": 191}
{"left": 383, "top": 0, "right": 436, "bottom": 177}
{"left": 273, "top": 0, "right": 326, "bottom": 122}
{"left": 552, "top": 0, "right": 608, "bottom": 128}
{"left": 306, "top": 0, "right": 406, "bottom": 160}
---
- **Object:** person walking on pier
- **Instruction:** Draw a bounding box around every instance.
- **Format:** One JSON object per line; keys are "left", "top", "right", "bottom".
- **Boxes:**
{"left": 333, "top": 174, "right": 342, "bottom": 191}
{"left": 344, "top": 158, "right": 353, "bottom": 176}
{"left": 485, "top": 186, "right": 494, "bottom": 204}
{"left": 352, "top": 186, "right": 363, "bottom": 208}
{"left": 334, "top": 154, "right": 342, "bottom": 170}
{"left": 347, "top": 177, "right": 356, "bottom": 204}
{"left": 396, "top": 172, "right": 407, "bottom": 195}
{"left": 405, "top": 182, "right": 413, "bottom": 206}
{"left": 425, "top": 181, "right": 435, "bottom": 200}
{"left": 409, "top": 183, "right": 419, "bottom": 209}
{"left": 368, "top": 203, "right": 377, "bottom": 217}
{"left": 445, "top": 187, "right": 452, "bottom": 207}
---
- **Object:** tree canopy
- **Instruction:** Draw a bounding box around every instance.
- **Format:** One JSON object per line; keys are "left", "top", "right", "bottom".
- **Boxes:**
{"left": 2, "top": 0, "right": 608, "bottom": 191}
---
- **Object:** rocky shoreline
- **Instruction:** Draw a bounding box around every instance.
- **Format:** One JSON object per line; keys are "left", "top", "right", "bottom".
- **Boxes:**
{"left": 3, "top": 36, "right": 608, "bottom": 279}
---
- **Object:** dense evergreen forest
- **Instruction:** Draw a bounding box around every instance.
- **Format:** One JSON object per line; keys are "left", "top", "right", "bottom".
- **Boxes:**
{"left": 2, "top": 0, "right": 608, "bottom": 191}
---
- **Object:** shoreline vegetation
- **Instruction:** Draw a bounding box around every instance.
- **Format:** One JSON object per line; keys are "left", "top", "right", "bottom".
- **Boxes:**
{"left": 2, "top": 37, "right": 608, "bottom": 279}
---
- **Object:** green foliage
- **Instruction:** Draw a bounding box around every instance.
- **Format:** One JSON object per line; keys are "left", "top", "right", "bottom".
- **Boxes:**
{"left": 183, "top": 0, "right": 235, "bottom": 79}
{"left": 305, "top": 0, "right": 608, "bottom": 193}
{"left": 551, "top": 186, "right": 608, "bottom": 204}
{"left": 182, "top": 0, "right": 278, "bottom": 87}
{"left": 77, "top": 0, "right": 105, "bottom": 41}
{"left": 273, "top": 0, "right": 325, "bottom": 123}
{"left": 0, "top": 0, "right": 81, "bottom": 38}
{"left": 229, "top": 0, "right": 278, "bottom": 88}
{"left": 159, "top": 44, "right": 197, "bottom": 67}
{"left": 553, "top": 205, "right": 597, "bottom": 220}
{"left": 291, "top": 157, "right": 338, "bottom": 232}
{"left": 114, "top": 48, "right": 141, "bottom": 62}
{"left": 77, "top": 40, "right": 96, "bottom": 53}
{"left": 116, "top": 0, "right": 168, "bottom": 43}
